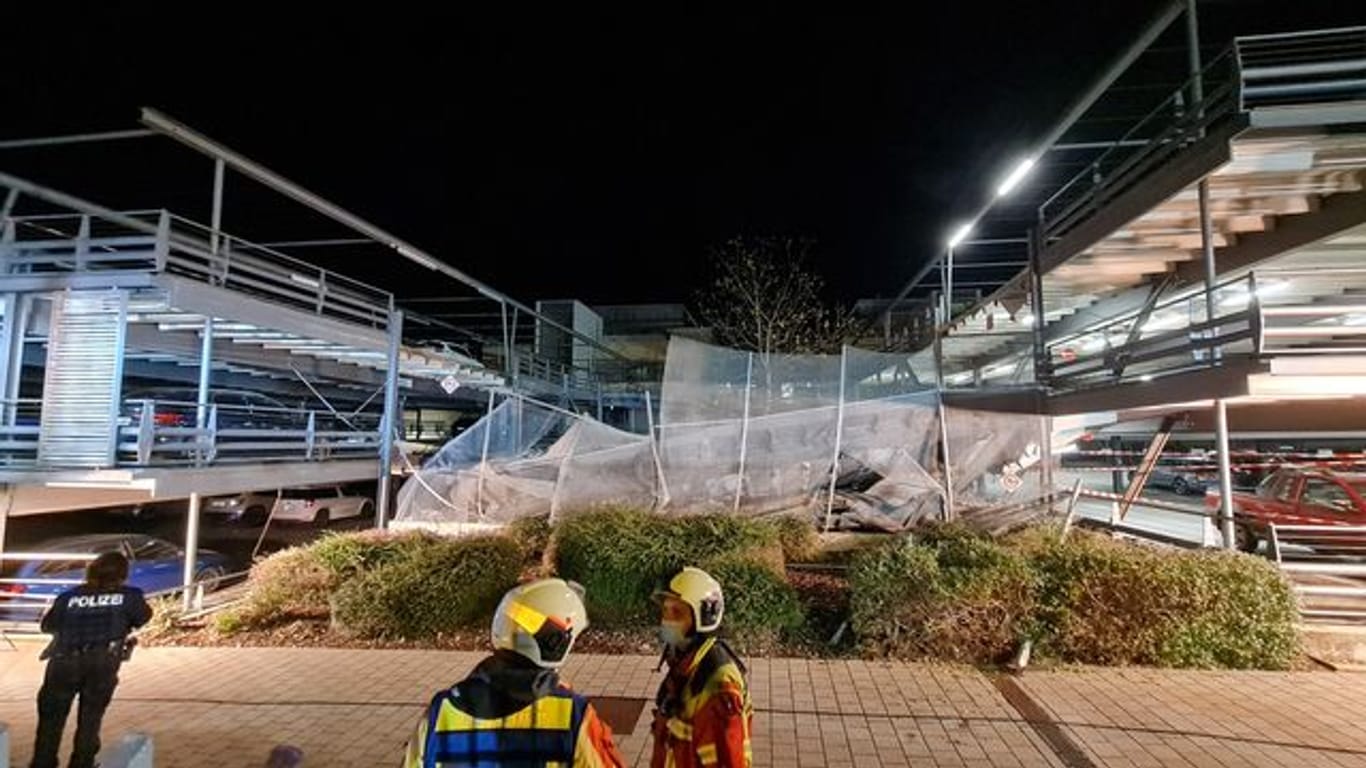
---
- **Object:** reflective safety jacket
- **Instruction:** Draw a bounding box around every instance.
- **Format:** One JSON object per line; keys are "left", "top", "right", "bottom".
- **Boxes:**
{"left": 651, "top": 637, "right": 753, "bottom": 768}
{"left": 404, "top": 651, "right": 625, "bottom": 768}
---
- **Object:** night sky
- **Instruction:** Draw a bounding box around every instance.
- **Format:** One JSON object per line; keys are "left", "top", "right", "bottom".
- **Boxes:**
{"left": 6, "top": 2, "right": 1366, "bottom": 306}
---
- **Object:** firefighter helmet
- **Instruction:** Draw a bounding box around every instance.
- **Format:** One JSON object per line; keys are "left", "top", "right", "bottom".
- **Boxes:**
{"left": 659, "top": 567, "right": 725, "bottom": 634}
{"left": 491, "top": 578, "right": 588, "bottom": 669}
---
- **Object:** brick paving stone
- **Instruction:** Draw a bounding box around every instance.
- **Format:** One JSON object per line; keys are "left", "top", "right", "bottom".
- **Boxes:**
{"left": 2, "top": 640, "right": 1365, "bottom": 766}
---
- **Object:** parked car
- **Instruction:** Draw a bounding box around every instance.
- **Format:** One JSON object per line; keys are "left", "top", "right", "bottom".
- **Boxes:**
{"left": 0, "top": 534, "right": 231, "bottom": 622}
{"left": 1146, "top": 456, "right": 1215, "bottom": 496}
{"left": 271, "top": 486, "right": 374, "bottom": 526}
{"left": 119, "top": 388, "right": 302, "bottom": 431}
{"left": 1213, "top": 467, "right": 1366, "bottom": 552}
{"left": 204, "top": 491, "right": 277, "bottom": 525}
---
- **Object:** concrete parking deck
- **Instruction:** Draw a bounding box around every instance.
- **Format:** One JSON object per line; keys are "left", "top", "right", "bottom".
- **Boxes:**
{"left": 1, "top": 643, "right": 1364, "bottom": 766}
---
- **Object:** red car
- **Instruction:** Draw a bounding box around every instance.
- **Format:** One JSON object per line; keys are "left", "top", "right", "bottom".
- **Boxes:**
{"left": 1214, "top": 467, "right": 1366, "bottom": 553}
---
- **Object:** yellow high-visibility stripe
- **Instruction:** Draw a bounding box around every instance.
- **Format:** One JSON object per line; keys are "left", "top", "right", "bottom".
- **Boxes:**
{"left": 697, "top": 742, "right": 719, "bottom": 765}
{"left": 506, "top": 600, "right": 548, "bottom": 633}
{"left": 435, "top": 694, "right": 574, "bottom": 732}
{"left": 667, "top": 717, "right": 694, "bottom": 741}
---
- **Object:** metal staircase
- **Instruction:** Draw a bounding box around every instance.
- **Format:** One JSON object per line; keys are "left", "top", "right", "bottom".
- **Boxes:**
{"left": 36, "top": 290, "right": 127, "bottom": 467}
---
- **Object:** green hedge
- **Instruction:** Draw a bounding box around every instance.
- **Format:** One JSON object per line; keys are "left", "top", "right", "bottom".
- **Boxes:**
{"left": 219, "top": 531, "right": 522, "bottom": 639}
{"left": 849, "top": 525, "right": 1300, "bottom": 669}
{"left": 1023, "top": 531, "right": 1299, "bottom": 668}
{"left": 702, "top": 554, "right": 804, "bottom": 641}
{"left": 552, "top": 506, "right": 788, "bottom": 631}
{"left": 225, "top": 546, "right": 337, "bottom": 630}
{"left": 772, "top": 515, "right": 820, "bottom": 563}
{"left": 331, "top": 535, "right": 523, "bottom": 639}
{"left": 849, "top": 528, "right": 1035, "bottom": 662}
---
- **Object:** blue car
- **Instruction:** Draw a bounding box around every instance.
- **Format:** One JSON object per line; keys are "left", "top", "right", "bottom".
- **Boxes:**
{"left": 0, "top": 534, "right": 230, "bottom": 623}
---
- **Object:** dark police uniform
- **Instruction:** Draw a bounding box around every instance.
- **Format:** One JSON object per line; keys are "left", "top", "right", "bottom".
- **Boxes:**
{"left": 32, "top": 584, "right": 151, "bottom": 768}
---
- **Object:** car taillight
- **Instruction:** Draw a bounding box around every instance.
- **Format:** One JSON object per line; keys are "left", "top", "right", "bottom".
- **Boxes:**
{"left": 154, "top": 412, "right": 188, "bottom": 427}
{"left": 0, "top": 583, "right": 26, "bottom": 594}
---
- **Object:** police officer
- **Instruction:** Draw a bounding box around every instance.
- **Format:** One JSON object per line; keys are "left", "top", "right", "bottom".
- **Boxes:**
{"left": 404, "top": 578, "right": 626, "bottom": 767}
{"left": 652, "top": 567, "right": 753, "bottom": 768}
{"left": 31, "top": 551, "right": 151, "bottom": 768}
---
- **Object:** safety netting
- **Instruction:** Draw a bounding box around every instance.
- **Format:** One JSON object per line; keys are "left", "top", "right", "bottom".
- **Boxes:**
{"left": 395, "top": 337, "right": 1054, "bottom": 531}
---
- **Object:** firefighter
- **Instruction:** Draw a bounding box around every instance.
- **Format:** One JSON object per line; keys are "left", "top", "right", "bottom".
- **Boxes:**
{"left": 403, "top": 578, "right": 625, "bottom": 767}
{"left": 31, "top": 551, "right": 152, "bottom": 768}
{"left": 651, "top": 567, "right": 753, "bottom": 768}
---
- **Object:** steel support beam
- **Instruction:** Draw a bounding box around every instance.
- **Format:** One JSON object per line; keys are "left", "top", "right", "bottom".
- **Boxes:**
{"left": 181, "top": 491, "right": 202, "bottom": 611}
{"left": 1118, "top": 414, "right": 1179, "bottom": 519}
{"left": 376, "top": 310, "right": 403, "bottom": 529}
{"left": 1027, "top": 228, "right": 1047, "bottom": 383}
{"left": 1214, "top": 399, "right": 1236, "bottom": 549}
{"left": 139, "top": 108, "right": 628, "bottom": 365}
{"left": 195, "top": 317, "right": 214, "bottom": 465}
{"left": 0, "top": 129, "right": 157, "bottom": 150}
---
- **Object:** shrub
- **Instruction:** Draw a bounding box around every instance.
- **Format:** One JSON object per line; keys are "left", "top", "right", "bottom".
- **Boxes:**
{"left": 772, "top": 515, "right": 820, "bottom": 563}
{"left": 331, "top": 535, "right": 523, "bottom": 639}
{"left": 1024, "top": 531, "right": 1298, "bottom": 668}
{"left": 225, "top": 546, "right": 336, "bottom": 630}
{"left": 849, "top": 529, "right": 1036, "bottom": 663}
{"left": 310, "top": 529, "right": 430, "bottom": 579}
{"left": 848, "top": 524, "right": 1299, "bottom": 669}
{"left": 702, "top": 554, "right": 804, "bottom": 640}
{"left": 506, "top": 514, "right": 554, "bottom": 564}
{"left": 552, "top": 506, "right": 782, "bottom": 627}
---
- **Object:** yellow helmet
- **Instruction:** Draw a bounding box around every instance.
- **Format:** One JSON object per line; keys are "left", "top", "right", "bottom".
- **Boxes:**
{"left": 491, "top": 578, "right": 588, "bottom": 669}
{"left": 660, "top": 567, "right": 725, "bottom": 634}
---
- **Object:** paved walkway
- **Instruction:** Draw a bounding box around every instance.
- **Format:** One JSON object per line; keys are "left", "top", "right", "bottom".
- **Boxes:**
{"left": 1, "top": 641, "right": 1365, "bottom": 767}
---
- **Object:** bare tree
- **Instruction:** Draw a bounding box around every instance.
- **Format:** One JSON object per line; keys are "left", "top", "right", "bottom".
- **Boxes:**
{"left": 694, "top": 237, "right": 859, "bottom": 356}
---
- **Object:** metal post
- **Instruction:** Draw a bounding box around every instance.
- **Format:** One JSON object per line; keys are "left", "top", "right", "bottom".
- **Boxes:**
{"left": 500, "top": 300, "right": 511, "bottom": 376}
{"left": 1185, "top": 0, "right": 1204, "bottom": 106}
{"left": 181, "top": 492, "right": 202, "bottom": 611}
{"left": 209, "top": 158, "right": 225, "bottom": 256}
{"left": 0, "top": 484, "right": 11, "bottom": 563}
{"left": 938, "top": 397, "right": 956, "bottom": 521}
{"left": 1039, "top": 413, "right": 1055, "bottom": 509}
{"left": 944, "top": 248, "right": 955, "bottom": 326}
{"left": 734, "top": 352, "right": 754, "bottom": 514}
{"left": 376, "top": 310, "right": 403, "bottom": 528}
{"left": 304, "top": 411, "right": 316, "bottom": 460}
{"left": 932, "top": 292, "right": 946, "bottom": 389}
{"left": 193, "top": 318, "right": 214, "bottom": 466}
{"left": 1186, "top": 0, "right": 1220, "bottom": 363}
{"left": 476, "top": 389, "right": 496, "bottom": 519}
{"left": 645, "top": 390, "right": 670, "bottom": 508}
{"left": 1198, "top": 180, "right": 1219, "bottom": 357}
{"left": 1027, "top": 227, "right": 1048, "bottom": 383}
{"left": 823, "top": 347, "right": 848, "bottom": 531}
{"left": 0, "top": 294, "right": 16, "bottom": 425}
{"left": 1214, "top": 399, "right": 1236, "bottom": 549}
{"left": 4, "top": 295, "right": 29, "bottom": 426}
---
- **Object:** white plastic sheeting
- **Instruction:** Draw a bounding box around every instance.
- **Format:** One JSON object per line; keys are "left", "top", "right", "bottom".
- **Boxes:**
{"left": 395, "top": 338, "right": 1051, "bottom": 529}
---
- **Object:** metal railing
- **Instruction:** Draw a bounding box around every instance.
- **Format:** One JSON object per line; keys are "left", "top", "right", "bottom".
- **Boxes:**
{"left": 1237, "top": 26, "right": 1366, "bottom": 111}
{"left": 1046, "top": 272, "right": 1260, "bottom": 390}
{"left": 1040, "top": 26, "right": 1366, "bottom": 249}
{"left": 1045, "top": 268, "right": 1366, "bottom": 390}
{"left": 1040, "top": 49, "right": 1241, "bottom": 245}
{"left": 0, "top": 398, "right": 42, "bottom": 464}
{"left": 0, "top": 209, "right": 394, "bottom": 331}
{"left": 0, "top": 398, "right": 380, "bottom": 467}
{"left": 117, "top": 399, "right": 381, "bottom": 466}
{"left": 1071, "top": 486, "right": 1222, "bottom": 549}
{"left": 1265, "top": 523, "right": 1366, "bottom": 622}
